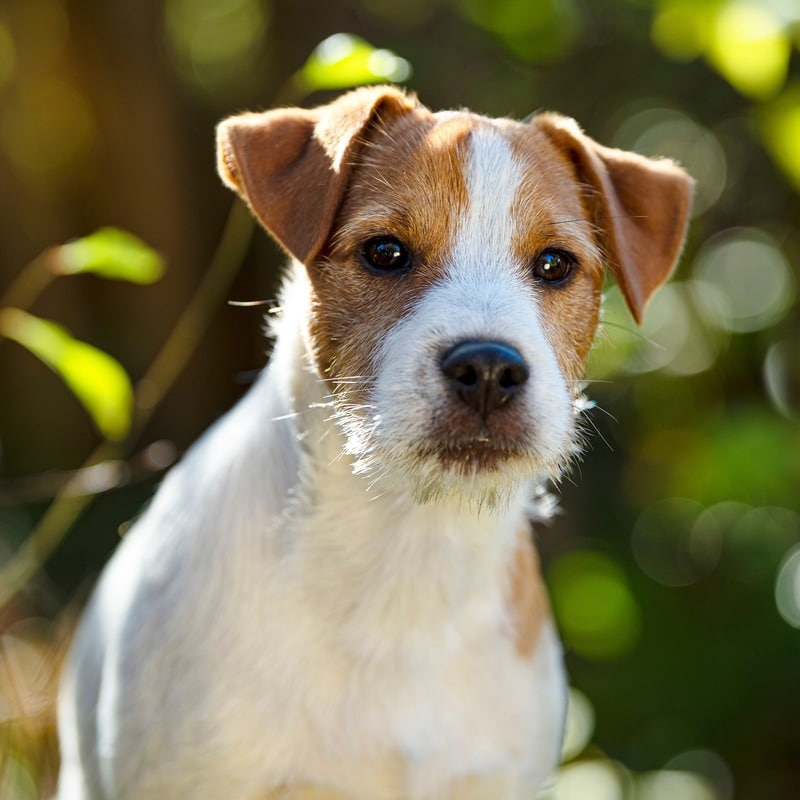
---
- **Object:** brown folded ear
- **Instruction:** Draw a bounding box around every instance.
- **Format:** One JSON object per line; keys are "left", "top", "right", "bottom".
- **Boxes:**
{"left": 217, "top": 85, "right": 420, "bottom": 264}
{"left": 538, "top": 115, "right": 694, "bottom": 324}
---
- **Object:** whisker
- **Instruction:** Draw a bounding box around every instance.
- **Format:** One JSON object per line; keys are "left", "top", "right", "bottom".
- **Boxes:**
{"left": 316, "top": 375, "right": 375, "bottom": 387}
{"left": 335, "top": 379, "right": 376, "bottom": 387}
{"left": 581, "top": 411, "right": 614, "bottom": 453}
{"left": 588, "top": 403, "right": 619, "bottom": 423}
{"left": 228, "top": 298, "right": 277, "bottom": 308}
{"left": 599, "top": 318, "right": 662, "bottom": 348}
{"left": 565, "top": 378, "right": 614, "bottom": 386}
{"left": 270, "top": 411, "right": 305, "bottom": 422}
{"left": 547, "top": 213, "right": 647, "bottom": 226}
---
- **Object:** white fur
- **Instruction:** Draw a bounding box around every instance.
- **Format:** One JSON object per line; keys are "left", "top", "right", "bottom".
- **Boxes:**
{"left": 57, "top": 122, "right": 570, "bottom": 799}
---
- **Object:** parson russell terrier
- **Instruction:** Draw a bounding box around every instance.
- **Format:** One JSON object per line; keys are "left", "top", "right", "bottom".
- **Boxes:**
{"left": 57, "top": 86, "right": 693, "bottom": 799}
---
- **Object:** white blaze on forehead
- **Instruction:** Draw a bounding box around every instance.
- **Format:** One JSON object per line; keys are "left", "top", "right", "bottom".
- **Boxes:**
{"left": 454, "top": 122, "right": 523, "bottom": 276}
{"left": 435, "top": 120, "right": 537, "bottom": 330}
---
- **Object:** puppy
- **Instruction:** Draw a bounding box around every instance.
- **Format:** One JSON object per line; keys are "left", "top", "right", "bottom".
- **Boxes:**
{"left": 56, "top": 86, "right": 693, "bottom": 799}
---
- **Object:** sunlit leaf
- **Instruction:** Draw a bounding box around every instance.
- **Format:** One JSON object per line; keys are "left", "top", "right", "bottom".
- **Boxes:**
{"left": 0, "top": 309, "right": 133, "bottom": 440}
{"left": 651, "top": 0, "right": 712, "bottom": 61}
{"left": 295, "top": 33, "right": 411, "bottom": 93}
{"left": 706, "top": 1, "right": 790, "bottom": 100}
{"left": 57, "top": 227, "right": 165, "bottom": 284}
{"left": 760, "top": 87, "right": 800, "bottom": 191}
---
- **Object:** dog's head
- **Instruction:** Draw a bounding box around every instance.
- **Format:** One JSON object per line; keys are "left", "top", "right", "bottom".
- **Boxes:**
{"left": 217, "top": 86, "right": 693, "bottom": 502}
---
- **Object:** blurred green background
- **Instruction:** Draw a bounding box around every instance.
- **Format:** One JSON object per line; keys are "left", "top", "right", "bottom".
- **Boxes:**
{"left": 1, "top": 0, "right": 799, "bottom": 798}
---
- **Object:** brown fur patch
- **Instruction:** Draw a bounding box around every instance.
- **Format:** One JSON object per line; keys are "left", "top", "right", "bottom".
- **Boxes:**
{"left": 507, "top": 528, "right": 549, "bottom": 659}
{"left": 217, "top": 86, "right": 419, "bottom": 265}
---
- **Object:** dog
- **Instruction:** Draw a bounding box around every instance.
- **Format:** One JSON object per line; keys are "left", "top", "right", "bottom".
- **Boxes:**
{"left": 56, "top": 85, "right": 693, "bottom": 799}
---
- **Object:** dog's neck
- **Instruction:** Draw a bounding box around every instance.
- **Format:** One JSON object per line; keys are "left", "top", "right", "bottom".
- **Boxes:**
{"left": 252, "top": 265, "right": 535, "bottom": 661}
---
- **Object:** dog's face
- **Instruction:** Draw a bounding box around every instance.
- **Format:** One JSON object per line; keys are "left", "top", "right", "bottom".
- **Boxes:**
{"left": 314, "top": 114, "right": 605, "bottom": 499}
{"left": 217, "top": 87, "right": 693, "bottom": 502}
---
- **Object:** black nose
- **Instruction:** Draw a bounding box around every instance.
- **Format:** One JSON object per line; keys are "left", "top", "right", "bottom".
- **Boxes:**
{"left": 440, "top": 340, "right": 529, "bottom": 419}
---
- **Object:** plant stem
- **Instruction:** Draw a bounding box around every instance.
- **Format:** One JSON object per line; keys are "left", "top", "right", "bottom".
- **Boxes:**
{"left": 131, "top": 200, "right": 255, "bottom": 429}
{"left": 0, "top": 249, "right": 61, "bottom": 312}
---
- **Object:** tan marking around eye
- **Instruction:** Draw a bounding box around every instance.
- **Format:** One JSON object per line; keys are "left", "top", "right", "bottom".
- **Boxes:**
{"left": 307, "top": 112, "right": 473, "bottom": 392}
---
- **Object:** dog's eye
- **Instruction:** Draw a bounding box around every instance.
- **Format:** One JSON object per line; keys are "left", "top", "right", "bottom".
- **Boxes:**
{"left": 362, "top": 236, "right": 412, "bottom": 274}
{"left": 532, "top": 250, "right": 576, "bottom": 284}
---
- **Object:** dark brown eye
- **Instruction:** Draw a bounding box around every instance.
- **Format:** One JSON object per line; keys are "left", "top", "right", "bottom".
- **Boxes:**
{"left": 362, "top": 236, "right": 412, "bottom": 274}
{"left": 532, "top": 250, "right": 576, "bottom": 284}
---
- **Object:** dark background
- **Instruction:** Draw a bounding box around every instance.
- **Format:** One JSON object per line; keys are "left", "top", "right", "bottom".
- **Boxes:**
{"left": 1, "top": 1, "right": 799, "bottom": 798}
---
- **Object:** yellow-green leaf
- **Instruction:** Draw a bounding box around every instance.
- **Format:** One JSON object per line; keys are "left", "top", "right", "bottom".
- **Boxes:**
{"left": 295, "top": 33, "right": 411, "bottom": 93}
{"left": 0, "top": 309, "right": 133, "bottom": 440}
{"left": 57, "top": 227, "right": 165, "bottom": 284}
{"left": 760, "top": 87, "right": 800, "bottom": 191}
{"left": 706, "top": 1, "right": 791, "bottom": 100}
{"left": 651, "top": 0, "right": 714, "bottom": 61}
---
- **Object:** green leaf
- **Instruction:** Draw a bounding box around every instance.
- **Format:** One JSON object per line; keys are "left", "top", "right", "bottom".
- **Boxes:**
{"left": 0, "top": 309, "right": 133, "bottom": 440}
{"left": 760, "top": 87, "right": 800, "bottom": 191}
{"left": 651, "top": 0, "right": 714, "bottom": 62}
{"left": 706, "top": 1, "right": 790, "bottom": 100}
{"left": 57, "top": 227, "right": 165, "bottom": 284}
{"left": 295, "top": 33, "right": 412, "bottom": 93}
{"left": 654, "top": 0, "right": 791, "bottom": 100}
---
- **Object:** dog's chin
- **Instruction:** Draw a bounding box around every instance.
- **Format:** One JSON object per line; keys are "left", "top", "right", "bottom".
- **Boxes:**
{"left": 349, "top": 434, "right": 573, "bottom": 509}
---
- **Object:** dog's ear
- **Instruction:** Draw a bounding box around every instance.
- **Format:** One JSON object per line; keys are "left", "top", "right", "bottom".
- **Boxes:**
{"left": 538, "top": 114, "right": 694, "bottom": 324}
{"left": 217, "top": 86, "right": 419, "bottom": 264}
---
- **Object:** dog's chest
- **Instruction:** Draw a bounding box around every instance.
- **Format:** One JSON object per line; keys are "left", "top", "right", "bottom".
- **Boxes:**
{"left": 265, "top": 629, "right": 563, "bottom": 799}
{"left": 207, "top": 485, "right": 567, "bottom": 798}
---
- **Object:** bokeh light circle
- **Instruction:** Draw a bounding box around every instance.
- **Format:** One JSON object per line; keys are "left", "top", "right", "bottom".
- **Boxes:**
{"left": 693, "top": 228, "right": 795, "bottom": 333}
{"left": 775, "top": 545, "right": 800, "bottom": 628}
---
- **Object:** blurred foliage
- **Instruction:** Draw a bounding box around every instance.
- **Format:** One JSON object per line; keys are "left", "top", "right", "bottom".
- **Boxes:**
{"left": 0, "top": 310, "right": 133, "bottom": 442}
{"left": 0, "top": 229, "right": 163, "bottom": 441}
{"left": 57, "top": 228, "right": 165, "bottom": 285}
{"left": 1, "top": 0, "right": 799, "bottom": 798}
{"left": 292, "top": 33, "right": 412, "bottom": 96}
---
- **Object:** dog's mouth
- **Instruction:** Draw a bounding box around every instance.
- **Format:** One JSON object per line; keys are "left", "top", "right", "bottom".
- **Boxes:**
{"left": 398, "top": 432, "right": 559, "bottom": 507}
{"left": 343, "top": 407, "right": 575, "bottom": 506}
{"left": 420, "top": 434, "right": 527, "bottom": 472}
{"left": 422, "top": 392, "right": 540, "bottom": 468}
